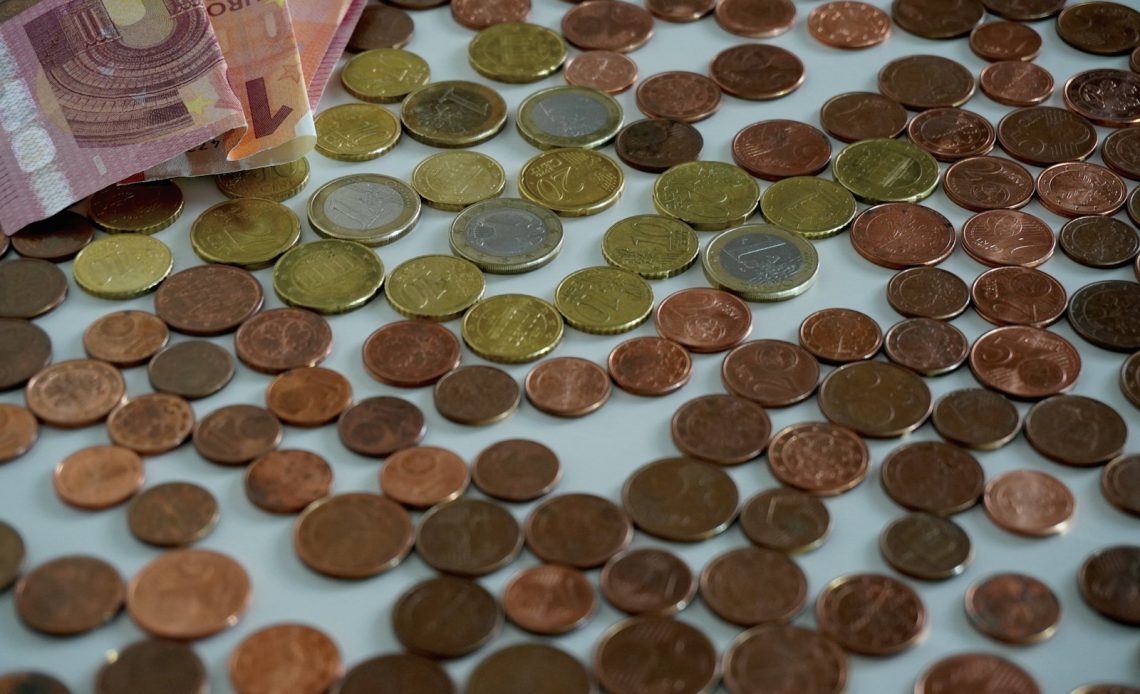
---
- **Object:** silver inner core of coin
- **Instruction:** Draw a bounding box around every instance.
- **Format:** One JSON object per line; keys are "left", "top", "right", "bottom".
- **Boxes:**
{"left": 466, "top": 209, "right": 548, "bottom": 256}
{"left": 719, "top": 233, "right": 804, "bottom": 284}
{"left": 324, "top": 182, "right": 405, "bottom": 230}
{"left": 528, "top": 93, "right": 610, "bottom": 137}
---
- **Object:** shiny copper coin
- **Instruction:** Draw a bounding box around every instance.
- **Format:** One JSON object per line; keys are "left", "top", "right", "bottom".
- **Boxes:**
{"left": 380, "top": 446, "right": 469, "bottom": 509}
{"left": 96, "top": 639, "right": 208, "bottom": 694}
{"left": 502, "top": 564, "right": 595, "bottom": 634}
{"left": 997, "top": 106, "right": 1097, "bottom": 166}
{"left": 970, "top": 20, "right": 1041, "bottom": 61}
{"left": 468, "top": 643, "right": 590, "bottom": 694}
{"left": 244, "top": 449, "right": 333, "bottom": 514}
{"left": 561, "top": 0, "right": 654, "bottom": 52}
{"left": 0, "top": 520, "right": 24, "bottom": 591}
{"left": 524, "top": 357, "right": 611, "bottom": 417}
{"left": 83, "top": 311, "right": 169, "bottom": 368}
{"left": 1060, "top": 216, "right": 1140, "bottom": 268}
{"left": 128, "top": 550, "right": 248, "bottom": 639}
{"left": 148, "top": 340, "right": 234, "bottom": 399}
{"left": 645, "top": 0, "right": 714, "bottom": 21}
{"left": 337, "top": 396, "right": 425, "bottom": 457}
{"left": 1102, "top": 127, "right": 1140, "bottom": 180}
{"left": 635, "top": 71, "right": 721, "bottom": 122}
{"left": 714, "top": 0, "right": 795, "bottom": 37}
{"left": 1057, "top": 2, "right": 1140, "bottom": 55}
{"left": 980, "top": 61, "right": 1055, "bottom": 107}
{"left": 594, "top": 617, "right": 718, "bottom": 694}
{"left": 1025, "top": 395, "right": 1127, "bottom": 467}
{"left": 656, "top": 288, "right": 752, "bottom": 353}
{"left": 818, "top": 361, "right": 932, "bottom": 437}
{"left": 564, "top": 51, "right": 638, "bottom": 94}
{"left": 879, "top": 512, "right": 972, "bottom": 580}
{"left": 886, "top": 267, "right": 971, "bottom": 320}
{"left": 0, "top": 318, "right": 51, "bottom": 391}
{"left": 106, "top": 394, "right": 194, "bottom": 455}
{"left": 434, "top": 365, "right": 519, "bottom": 425}
{"left": 336, "top": 654, "right": 454, "bottom": 694}
{"left": 892, "top": 0, "right": 983, "bottom": 39}
{"left": 816, "top": 573, "right": 927, "bottom": 656}
{"left": 392, "top": 576, "right": 502, "bottom": 659}
{"left": 739, "top": 487, "right": 830, "bottom": 553}
{"left": 731, "top": 120, "right": 831, "bottom": 180}
{"left": 229, "top": 623, "right": 342, "bottom": 694}
{"left": 984, "top": 469, "right": 1075, "bottom": 536}
{"left": 720, "top": 339, "right": 819, "bottom": 408}
{"left": 767, "top": 422, "right": 869, "bottom": 495}
{"left": 472, "top": 439, "right": 561, "bottom": 502}
{"left": 880, "top": 441, "right": 985, "bottom": 515}
{"left": 15, "top": 555, "right": 124, "bottom": 635}
{"left": 607, "top": 336, "right": 692, "bottom": 396}
{"left": 53, "top": 445, "right": 143, "bottom": 509}
{"left": 961, "top": 210, "right": 1055, "bottom": 268}
{"left": 11, "top": 210, "right": 94, "bottom": 261}
{"left": 931, "top": 388, "right": 1020, "bottom": 450}
{"left": 154, "top": 265, "right": 263, "bottom": 336}
{"left": 723, "top": 624, "right": 848, "bottom": 694}
{"left": 525, "top": 493, "right": 632, "bottom": 568}
{"left": 670, "top": 394, "right": 770, "bottom": 464}
{"left": 264, "top": 367, "right": 351, "bottom": 427}
{"left": 0, "top": 403, "right": 37, "bottom": 463}
{"left": 417, "top": 498, "right": 521, "bottom": 576}
{"left": 235, "top": 307, "right": 333, "bottom": 375}
{"left": 293, "top": 493, "right": 413, "bottom": 578}
{"left": 347, "top": 4, "right": 414, "bottom": 51}
{"left": 1125, "top": 352, "right": 1140, "bottom": 408}
{"left": 614, "top": 119, "right": 704, "bottom": 173}
{"left": 981, "top": 0, "right": 1063, "bottom": 20}
{"left": 943, "top": 156, "right": 1035, "bottom": 212}
{"left": 1068, "top": 280, "right": 1140, "bottom": 352}
{"left": 915, "top": 654, "right": 1040, "bottom": 694}
{"left": 710, "top": 44, "right": 804, "bottom": 101}
{"left": 701, "top": 546, "right": 806, "bottom": 626}
{"left": 1103, "top": 454, "right": 1140, "bottom": 516}
{"left": 600, "top": 548, "right": 696, "bottom": 615}
{"left": 25, "top": 359, "right": 125, "bottom": 428}
{"left": 883, "top": 317, "right": 969, "bottom": 376}
{"left": 798, "top": 308, "right": 882, "bottom": 364}
{"left": 965, "top": 572, "right": 1061, "bottom": 644}
{"left": 1079, "top": 545, "right": 1140, "bottom": 625}
{"left": 970, "top": 326, "right": 1081, "bottom": 399}
{"left": 622, "top": 457, "right": 739, "bottom": 540}
{"left": 819, "top": 91, "right": 908, "bottom": 143}
{"left": 193, "top": 404, "right": 281, "bottom": 465}
{"left": 1037, "top": 162, "right": 1127, "bottom": 218}
{"left": 970, "top": 266, "right": 1067, "bottom": 328}
{"left": 127, "top": 482, "right": 219, "bottom": 547}
{"left": 907, "top": 108, "right": 995, "bottom": 162}
{"left": 362, "top": 320, "right": 460, "bottom": 387}
{"left": 451, "top": 0, "right": 529, "bottom": 29}
{"left": 807, "top": 1, "right": 889, "bottom": 49}
{"left": 0, "top": 258, "right": 67, "bottom": 318}
{"left": 878, "top": 55, "right": 975, "bottom": 110}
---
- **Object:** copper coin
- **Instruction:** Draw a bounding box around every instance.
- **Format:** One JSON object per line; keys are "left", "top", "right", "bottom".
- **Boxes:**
{"left": 264, "top": 366, "right": 351, "bottom": 427}
{"left": 15, "top": 555, "right": 123, "bottom": 635}
{"left": 670, "top": 394, "right": 770, "bottom": 464}
{"left": 1071, "top": 687, "right": 1140, "bottom": 694}
{"left": 969, "top": 20, "right": 1041, "bottom": 61}
{"left": 655, "top": 288, "right": 752, "bottom": 353}
{"left": 807, "top": 1, "right": 890, "bottom": 49}
{"left": 148, "top": 340, "right": 234, "bottom": 399}
{"left": 293, "top": 493, "right": 413, "bottom": 578}
{"left": 965, "top": 573, "right": 1061, "bottom": 644}
{"left": 502, "top": 564, "right": 595, "bottom": 634}
{"left": 931, "top": 387, "right": 1020, "bottom": 450}
{"left": 943, "top": 156, "right": 1035, "bottom": 212}
{"left": 798, "top": 308, "right": 882, "bottom": 364}
{"left": 961, "top": 210, "right": 1055, "bottom": 268}
{"left": 892, "top": 0, "right": 983, "bottom": 39}
{"left": 709, "top": 44, "right": 804, "bottom": 101}
{"left": 1025, "top": 395, "right": 1127, "bottom": 467}
{"left": 600, "top": 548, "right": 696, "bottom": 615}
{"left": 561, "top": 0, "right": 654, "bottom": 52}
{"left": 416, "top": 498, "right": 521, "bottom": 576}
{"left": 608, "top": 336, "right": 692, "bottom": 396}
{"left": 96, "top": 639, "right": 207, "bottom": 694}
{"left": 525, "top": 493, "right": 632, "bottom": 568}
{"left": 883, "top": 317, "right": 969, "bottom": 376}
{"left": 819, "top": 91, "right": 908, "bottom": 143}
{"left": 229, "top": 623, "right": 342, "bottom": 694}
{"left": 739, "top": 487, "right": 830, "bottom": 553}
{"left": 1103, "top": 127, "right": 1140, "bottom": 180}
{"left": 1060, "top": 216, "right": 1140, "bottom": 268}
{"left": 471, "top": 439, "right": 561, "bottom": 502}
{"left": 997, "top": 106, "right": 1098, "bottom": 166}
{"left": 154, "top": 265, "right": 263, "bottom": 336}
{"left": 731, "top": 120, "right": 831, "bottom": 180}
{"left": 244, "top": 449, "right": 332, "bottom": 514}
{"left": 701, "top": 546, "right": 806, "bottom": 626}
{"left": 235, "top": 307, "right": 333, "bottom": 375}
{"left": 818, "top": 361, "right": 932, "bottom": 437}
{"left": 767, "top": 422, "right": 869, "bottom": 495}
{"left": 1079, "top": 545, "right": 1140, "bottom": 625}
{"left": 380, "top": 446, "right": 469, "bottom": 508}
{"left": 1037, "top": 162, "right": 1127, "bottom": 218}
{"left": 880, "top": 441, "right": 985, "bottom": 515}
{"left": 1068, "top": 280, "right": 1140, "bottom": 352}
{"left": 645, "top": 0, "right": 714, "bottom": 21}
{"left": 392, "top": 576, "right": 502, "bottom": 659}
{"left": 106, "top": 394, "right": 194, "bottom": 456}
{"left": 720, "top": 339, "right": 819, "bottom": 408}
{"left": 970, "top": 326, "right": 1081, "bottom": 399}
{"left": 128, "top": 550, "right": 247, "bottom": 640}
{"left": 524, "top": 356, "right": 611, "bottom": 417}
{"left": 1057, "top": 2, "right": 1140, "bottom": 55}
{"left": 0, "top": 520, "right": 24, "bottom": 591}
{"left": 11, "top": 210, "right": 94, "bottom": 261}
{"left": 915, "top": 654, "right": 1040, "bottom": 694}
{"left": 337, "top": 654, "right": 454, "bottom": 694}
{"left": 451, "top": 0, "right": 529, "bottom": 29}
{"left": 614, "top": 119, "right": 703, "bottom": 173}
{"left": 908, "top": 108, "right": 995, "bottom": 162}
{"left": 54, "top": 445, "right": 144, "bottom": 509}
{"left": 347, "top": 4, "right": 414, "bottom": 51}
{"left": 970, "top": 266, "right": 1067, "bottom": 328}
{"left": 83, "top": 311, "right": 169, "bottom": 368}
{"left": 362, "top": 320, "right": 459, "bottom": 387}
{"left": 564, "top": 51, "right": 638, "bottom": 94}
{"left": 388, "top": 0, "right": 445, "bottom": 8}
{"left": 0, "top": 258, "right": 67, "bottom": 318}
{"left": 1064, "top": 68, "right": 1140, "bottom": 128}
{"left": 337, "top": 396, "right": 425, "bottom": 457}
{"left": 816, "top": 573, "right": 927, "bottom": 656}
{"left": 434, "top": 365, "right": 519, "bottom": 425}
{"left": 886, "top": 267, "right": 971, "bottom": 320}
{"left": 193, "top": 404, "right": 281, "bottom": 465}
{"left": 878, "top": 55, "right": 975, "bottom": 110}
{"left": 984, "top": 469, "right": 1075, "bottom": 536}
{"left": 635, "top": 71, "right": 721, "bottom": 122}
{"left": 1124, "top": 352, "right": 1140, "bottom": 408}
{"left": 879, "top": 512, "right": 972, "bottom": 581}
{"left": 851, "top": 203, "right": 956, "bottom": 269}
{"left": 127, "top": 482, "right": 219, "bottom": 547}
{"left": 25, "top": 359, "right": 125, "bottom": 428}
{"left": 980, "top": 61, "right": 1055, "bottom": 107}
{"left": 0, "top": 403, "right": 37, "bottom": 463}
{"left": 714, "top": 0, "right": 795, "bottom": 37}
{"left": 468, "top": 643, "right": 590, "bottom": 694}
{"left": 981, "top": 0, "right": 1063, "bottom": 20}
{"left": 622, "top": 457, "right": 738, "bottom": 540}
{"left": 1103, "top": 454, "right": 1140, "bottom": 516}
{"left": 0, "top": 318, "right": 51, "bottom": 391}
{"left": 594, "top": 617, "right": 718, "bottom": 694}
{"left": 723, "top": 624, "right": 848, "bottom": 694}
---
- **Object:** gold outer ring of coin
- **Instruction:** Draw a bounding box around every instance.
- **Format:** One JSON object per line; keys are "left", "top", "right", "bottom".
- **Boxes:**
{"left": 760, "top": 177, "right": 857, "bottom": 239}
{"left": 702, "top": 224, "right": 819, "bottom": 301}
{"left": 554, "top": 266, "right": 655, "bottom": 335}
{"left": 340, "top": 48, "right": 430, "bottom": 103}
{"left": 518, "top": 148, "right": 625, "bottom": 217}
{"left": 190, "top": 198, "right": 301, "bottom": 269}
{"left": 449, "top": 198, "right": 565, "bottom": 274}
{"left": 88, "top": 181, "right": 184, "bottom": 234}
{"left": 601, "top": 214, "right": 700, "bottom": 279}
{"left": 468, "top": 22, "right": 567, "bottom": 83}
{"left": 516, "top": 85, "right": 624, "bottom": 150}
{"left": 272, "top": 239, "right": 385, "bottom": 314}
{"left": 401, "top": 80, "right": 508, "bottom": 148}
{"left": 384, "top": 254, "right": 486, "bottom": 321}
{"left": 307, "top": 174, "right": 421, "bottom": 246}
{"left": 461, "top": 293, "right": 564, "bottom": 363}
{"left": 652, "top": 161, "right": 760, "bottom": 231}
{"left": 411, "top": 151, "right": 506, "bottom": 211}
{"left": 73, "top": 235, "right": 174, "bottom": 300}
{"left": 833, "top": 138, "right": 940, "bottom": 204}
{"left": 314, "top": 103, "right": 402, "bottom": 161}
{"left": 214, "top": 158, "right": 311, "bottom": 202}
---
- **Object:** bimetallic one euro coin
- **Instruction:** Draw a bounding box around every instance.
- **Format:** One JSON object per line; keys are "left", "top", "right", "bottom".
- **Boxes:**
{"left": 74, "top": 235, "right": 173, "bottom": 300}
{"left": 401, "top": 81, "right": 508, "bottom": 147}
{"left": 703, "top": 224, "right": 819, "bottom": 302}
{"left": 833, "top": 139, "right": 939, "bottom": 203}
{"left": 554, "top": 266, "right": 654, "bottom": 334}
{"left": 602, "top": 215, "right": 699, "bottom": 279}
{"left": 307, "top": 174, "right": 420, "bottom": 247}
{"left": 214, "top": 158, "right": 310, "bottom": 202}
{"left": 341, "top": 48, "right": 430, "bottom": 103}
{"left": 88, "top": 181, "right": 184, "bottom": 234}
{"left": 314, "top": 103, "right": 401, "bottom": 161}
{"left": 384, "top": 255, "right": 485, "bottom": 321}
{"left": 190, "top": 198, "right": 301, "bottom": 269}
{"left": 653, "top": 161, "right": 760, "bottom": 231}
{"left": 518, "top": 148, "right": 624, "bottom": 216}
{"left": 412, "top": 151, "right": 506, "bottom": 211}
{"left": 468, "top": 22, "right": 567, "bottom": 83}
{"left": 449, "top": 198, "right": 564, "bottom": 273}
{"left": 516, "top": 86, "right": 623, "bottom": 150}
{"left": 273, "top": 240, "right": 385, "bottom": 314}
{"left": 760, "top": 177, "right": 857, "bottom": 239}
{"left": 461, "top": 294, "right": 564, "bottom": 363}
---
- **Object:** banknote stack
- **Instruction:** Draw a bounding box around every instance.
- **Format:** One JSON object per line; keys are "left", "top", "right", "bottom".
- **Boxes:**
{"left": 0, "top": 0, "right": 365, "bottom": 234}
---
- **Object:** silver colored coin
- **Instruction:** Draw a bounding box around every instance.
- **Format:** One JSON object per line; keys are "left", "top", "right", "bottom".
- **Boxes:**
{"left": 702, "top": 224, "right": 819, "bottom": 301}
{"left": 450, "top": 198, "right": 564, "bottom": 274}
{"left": 516, "top": 86, "right": 623, "bottom": 150}
{"left": 307, "top": 174, "right": 421, "bottom": 247}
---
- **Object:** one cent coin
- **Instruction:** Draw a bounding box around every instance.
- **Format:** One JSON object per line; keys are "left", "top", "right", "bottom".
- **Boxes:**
{"left": 1103, "top": 126, "right": 1140, "bottom": 180}
{"left": 0, "top": 318, "right": 51, "bottom": 391}
{"left": 614, "top": 119, "right": 703, "bottom": 173}
{"left": 53, "top": 445, "right": 144, "bottom": 509}
{"left": 715, "top": 0, "right": 795, "bottom": 37}
{"left": 0, "top": 403, "right": 37, "bottom": 463}
{"left": 808, "top": 1, "right": 890, "bottom": 49}
{"left": 720, "top": 339, "right": 819, "bottom": 408}
{"left": 798, "top": 308, "right": 882, "bottom": 364}
{"left": 0, "top": 520, "right": 24, "bottom": 591}
{"left": 878, "top": 55, "right": 975, "bottom": 110}
{"left": 819, "top": 91, "right": 908, "bottom": 143}
{"left": 502, "top": 564, "right": 595, "bottom": 634}
{"left": 722, "top": 623, "right": 848, "bottom": 694}
{"left": 701, "top": 546, "right": 807, "bottom": 625}
{"left": 107, "top": 394, "right": 195, "bottom": 455}
{"left": 635, "top": 71, "right": 721, "bottom": 123}
{"left": 907, "top": 108, "right": 995, "bottom": 161}
{"left": 193, "top": 404, "right": 281, "bottom": 465}
{"left": 148, "top": 340, "right": 234, "bottom": 399}
{"left": 965, "top": 572, "right": 1061, "bottom": 644}
{"left": 416, "top": 498, "right": 521, "bottom": 576}
{"left": 434, "top": 365, "right": 519, "bottom": 425}
{"left": 645, "top": 0, "right": 715, "bottom": 21}
{"left": 709, "top": 44, "right": 804, "bottom": 101}
{"left": 95, "top": 638, "right": 208, "bottom": 694}
{"left": 971, "top": 266, "right": 1067, "bottom": 328}
{"left": 451, "top": 0, "right": 529, "bottom": 29}
{"left": 336, "top": 654, "right": 454, "bottom": 694}
{"left": 600, "top": 548, "right": 696, "bottom": 615}
{"left": 815, "top": 573, "right": 927, "bottom": 656}
{"left": 943, "top": 156, "right": 1035, "bottom": 212}
{"left": 739, "top": 487, "right": 830, "bottom": 553}
{"left": 608, "top": 336, "right": 692, "bottom": 396}
{"left": 1037, "top": 162, "right": 1127, "bottom": 218}
{"left": 392, "top": 576, "right": 502, "bottom": 659}
{"left": 229, "top": 623, "right": 342, "bottom": 694}
{"left": 524, "top": 357, "right": 611, "bottom": 417}
{"left": 970, "top": 20, "right": 1042, "bottom": 61}
{"left": 564, "top": 51, "right": 638, "bottom": 94}
{"left": 915, "top": 654, "right": 1040, "bottom": 694}
{"left": 347, "top": 4, "right": 414, "bottom": 51}
{"left": 767, "top": 422, "right": 870, "bottom": 495}
{"left": 892, "top": 0, "right": 983, "bottom": 38}
{"left": 880, "top": 441, "right": 985, "bottom": 515}
{"left": 1079, "top": 545, "right": 1140, "bottom": 625}
{"left": 981, "top": 0, "right": 1064, "bottom": 21}
{"left": 15, "top": 555, "right": 124, "bottom": 635}
{"left": 622, "top": 457, "right": 738, "bottom": 541}
{"left": 361, "top": 320, "right": 460, "bottom": 387}
{"left": 970, "top": 326, "right": 1081, "bottom": 399}
{"left": 467, "top": 643, "right": 590, "bottom": 694}
{"left": 883, "top": 317, "right": 969, "bottom": 377}
{"left": 1060, "top": 216, "right": 1140, "bottom": 268}
{"left": 818, "top": 361, "right": 932, "bottom": 438}
{"left": 82, "top": 311, "right": 169, "bottom": 367}
{"left": 337, "top": 396, "right": 426, "bottom": 457}
{"left": 984, "top": 469, "right": 1075, "bottom": 536}
{"left": 980, "top": 61, "right": 1055, "bottom": 107}
{"left": 244, "top": 449, "right": 333, "bottom": 514}
{"left": 997, "top": 106, "right": 1097, "bottom": 166}
{"left": 931, "top": 388, "right": 1020, "bottom": 450}
{"left": 235, "top": 307, "right": 333, "bottom": 375}
{"left": 594, "top": 617, "right": 718, "bottom": 694}
{"left": 11, "top": 210, "right": 94, "bottom": 262}
{"left": 961, "top": 210, "right": 1055, "bottom": 267}
{"left": 672, "top": 393, "right": 770, "bottom": 464}
{"left": 655, "top": 287, "right": 752, "bottom": 353}
{"left": 25, "top": 359, "right": 125, "bottom": 428}
{"left": 886, "top": 267, "right": 970, "bottom": 321}
{"left": 1068, "top": 280, "right": 1140, "bottom": 352}
{"left": 380, "top": 446, "right": 468, "bottom": 509}
{"left": 265, "top": 367, "right": 352, "bottom": 427}
{"left": 154, "top": 265, "right": 264, "bottom": 336}
{"left": 0, "top": 258, "right": 67, "bottom": 319}
{"left": 879, "top": 512, "right": 972, "bottom": 580}
{"left": 294, "top": 493, "right": 413, "bottom": 578}
{"left": 525, "top": 493, "right": 632, "bottom": 569}
{"left": 1025, "top": 395, "right": 1127, "bottom": 467}
{"left": 732, "top": 120, "right": 831, "bottom": 181}
{"left": 850, "top": 203, "right": 956, "bottom": 269}
{"left": 127, "top": 482, "right": 219, "bottom": 547}
{"left": 1102, "top": 454, "right": 1140, "bottom": 516}
{"left": 561, "top": 0, "right": 654, "bottom": 52}
{"left": 471, "top": 439, "right": 561, "bottom": 502}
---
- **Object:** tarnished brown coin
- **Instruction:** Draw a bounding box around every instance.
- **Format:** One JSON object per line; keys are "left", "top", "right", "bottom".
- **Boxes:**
{"left": 886, "top": 267, "right": 970, "bottom": 320}
{"left": 472, "top": 439, "right": 561, "bottom": 502}
{"left": 502, "top": 564, "right": 595, "bottom": 634}
{"left": 850, "top": 203, "right": 955, "bottom": 269}
{"left": 980, "top": 61, "right": 1055, "bottom": 107}
{"left": 965, "top": 572, "right": 1061, "bottom": 644}
{"left": 362, "top": 320, "right": 460, "bottom": 387}
{"left": 416, "top": 498, "right": 521, "bottom": 576}
{"left": 892, "top": 0, "right": 983, "bottom": 38}
{"left": 83, "top": 311, "right": 169, "bottom": 368}
{"left": 0, "top": 319, "right": 51, "bottom": 391}
{"left": 907, "top": 108, "right": 995, "bottom": 161}
{"left": 265, "top": 367, "right": 352, "bottom": 427}
{"left": 997, "top": 106, "right": 1098, "bottom": 166}
{"left": 944, "top": 156, "right": 1035, "bottom": 212}
{"left": 880, "top": 441, "right": 985, "bottom": 515}
{"left": 798, "top": 308, "right": 882, "bottom": 364}
{"left": 608, "top": 336, "right": 692, "bottom": 396}
{"left": 931, "top": 388, "right": 1020, "bottom": 450}
{"left": 739, "top": 487, "right": 830, "bottom": 553}
{"left": 154, "top": 265, "right": 264, "bottom": 336}
{"left": 293, "top": 493, "right": 413, "bottom": 578}
{"left": 878, "top": 55, "right": 975, "bottom": 110}
{"left": 670, "top": 394, "right": 770, "bottom": 465}
{"left": 883, "top": 317, "right": 969, "bottom": 377}
{"left": 600, "top": 548, "right": 696, "bottom": 616}
{"left": 961, "top": 210, "right": 1055, "bottom": 268}
{"left": 148, "top": 340, "right": 234, "bottom": 399}
{"left": 235, "top": 308, "right": 333, "bottom": 375}
{"left": 337, "top": 396, "right": 426, "bottom": 457}
{"left": 1064, "top": 68, "right": 1140, "bottom": 128}
{"left": 468, "top": 643, "right": 590, "bottom": 694}
{"left": 971, "top": 266, "right": 1067, "bottom": 328}
{"left": 106, "top": 394, "right": 194, "bottom": 456}
{"left": 0, "top": 520, "right": 25, "bottom": 591}
{"left": 709, "top": 44, "right": 804, "bottom": 101}
{"left": 981, "top": 0, "right": 1064, "bottom": 21}
{"left": 3, "top": 672, "right": 68, "bottom": 692}
{"left": 614, "top": 119, "right": 703, "bottom": 173}
{"left": 0, "top": 403, "right": 37, "bottom": 463}
{"left": 645, "top": 0, "right": 715, "bottom": 21}
{"left": 452, "top": 0, "right": 530, "bottom": 29}
{"left": 96, "top": 639, "right": 207, "bottom": 694}
{"left": 767, "top": 422, "right": 869, "bottom": 496}
{"left": 54, "top": 445, "right": 144, "bottom": 509}
{"left": 392, "top": 576, "right": 502, "bottom": 659}
{"left": 348, "top": 4, "right": 413, "bottom": 51}
{"left": 701, "top": 546, "right": 807, "bottom": 625}
{"left": 594, "top": 617, "right": 718, "bottom": 694}
{"left": 229, "top": 623, "right": 342, "bottom": 694}
{"left": 723, "top": 624, "right": 848, "bottom": 694}
{"left": 714, "top": 0, "right": 795, "bottom": 37}
{"left": 1103, "top": 454, "right": 1140, "bottom": 516}
{"left": 193, "top": 404, "right": 281, "bottom": 465}
{"left": 915, "top": 654, "right": 1040, "bottom": 694}
{"left": 1057, "top": 2, "right": 1140, "bottom": 55}
{"left": 434, "top": 365, "right": 519, "bottom": 425}
{"left": 244, "top": 450, "right": 333, "bottom": 514}
{"left": 11, "top": 210, "right": 94, "bottom": 262}
{"left": 524, "top": 357, "right": 611, "bottom": 417}
{"left": 15, "top": 555, "right": 124, "bottom": 635}
{"left": 819, "top": 91, "right": 908, "bottom": 143}
{"left": 731, "top": 120, "right": 831, "bottom": 180}
{"left": 564, "top": 51, "right": 638, "bottom": 94}
{"left": 655, "top": 288, "right": 752, "bottom": 353}
{"left": 808, "top": 1, "right": 890, "bottom": 49}
{"left": 336, "top": 654, "right": 454, "bottom": 694}
{"left": 1060, "top": 216, "right": 1140, "bottom": 268}
{"left": 720, "top": 339, "right": 819, "bottom": 408}
{"left": 970, "top": 326, "right": 1081, "bottom": 400}
{"left": 25, "top": 359, "right": 125, "bottom": 428}
{"left": 818, "top": 361, "right": 932, "bottom": 438}
{"left": 1103, "top": 127, "right": 1140, "bottom": 180}
{"left": 635, "top": 71, "right": 721, "bottom": 122}
{"left": 1067, "top": 280, "right": 1140, "bottom": 352}
{"left": 525, "top": 493, "right": 632, "bottom": 568}
{"left": 1125, "top": 352, "right": 1140, "bottom": 408}
{"left": 380, "top": 446, "right": 468, "bottom": 509}
{"left": 622, "top": 457, "right": 738, "bottom": 541}
{"left": 1025, "top": 395, "right": 1127, "bottom": 467}
{"left": 0, "top": 258, "right": 68, "bottom": 319}
{"left": 561, "top": 0, "right": 654, "bottom": 52}
{"left": 1079, "top": 545, "right": 1140, "bottom": 625}
{"left": 127, "top": 482, "right": 219, "bottom": 547}
{"left": 984, "top": 470, "right": 1075, "bottom": 536}
{"left": 879, "top": 512, "right": 972, "bottom": 580}
{"left": 970, "top": 20, "right": 1041, "bottom": 61}
{"left": 815, "top": 573, "right": 927, "bottom": 656}
{"left": 1037, "top": 162, "right": 1127, "bottom": 218}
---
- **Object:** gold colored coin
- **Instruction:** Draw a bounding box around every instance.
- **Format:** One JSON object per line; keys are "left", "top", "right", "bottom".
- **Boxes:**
{"left": 341, "top": 48, "right": 431, "bottom": 103}
{"left": 602, "top": 215, "right": 699, "bottom": 279}
{"left": 518, "top": 148, "right": 624, "bottom": 217}
{"left": 461, "top": 294, "right": 564, "bottom": 363}
{"left": 468, "top": 22, "right": 567, "bottom": 83}
{"left": 74, "top": 235, "right": 173, "bottom": 299}
{"left": 653, "top": 161, "right": 760, "bottom": 231}
{"left": 401, "top": 80, "right": 508, "bottom": 148}
{"left": 190, "top": 198, "right": 301, "bottom": 269}
{"left": 449, "top": 198, "right": 564, "bottom": 274}
{"left": 89, "top": 181, "right": 184, "bottom": 234}
{"left": 273, "top": 240, "right": 385, "bottom": 314}
{"left": 314, "top": 103, "right": 401, "bottom": 161}
{"left": 307, "top": 174, "right": 421, "bottom": 246}
{"left": 833, "top": 138, "right": 940, "bottom": 204}
{"left": 516, "top": 86, "right": 623, "bottom": 150}
{"left": 702, "top": 224, "right": 819, "bottom": 302}
{"left": 555, "top": 266, "right": 654, "bottom": 334}
{"left": 214, "top": 158, "right": 310, "bottom": 202}
{"left": 760, "top": 176, "right": 858, "bottom": 239}
{"left": 384, "top": 255, "right": 486, "bottom": 321}
{"left": 412, "top": 151, "right": 506, "bottom": 211}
